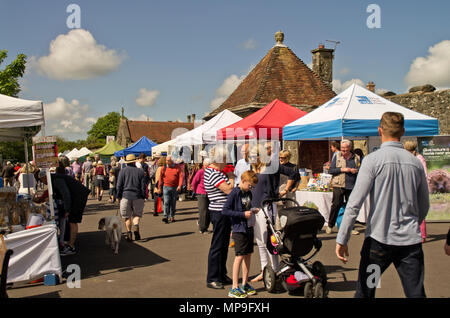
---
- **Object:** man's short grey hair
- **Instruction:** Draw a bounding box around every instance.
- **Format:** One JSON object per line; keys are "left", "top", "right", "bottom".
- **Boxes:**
{"left": 341, "top": 139, "right": 353, "bottom": 149}
{"left": 203, "top": 158, "right": 211, "bottom": 166}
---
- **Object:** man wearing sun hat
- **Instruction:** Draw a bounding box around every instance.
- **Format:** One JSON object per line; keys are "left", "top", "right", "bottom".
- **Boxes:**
{"left": 116, "top": 154, "right": 147, "bottom": 241}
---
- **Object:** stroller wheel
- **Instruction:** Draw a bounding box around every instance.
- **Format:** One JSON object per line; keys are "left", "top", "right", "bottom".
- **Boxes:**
{"left": 312, "top": 261, "right": 328, "bottom": 287}
{"left": 263, "top": 266, "right": 276, "bottom": 293}
{"left": 303, "top": 281, "right": 313, "bottom": 298}
{"left": 314, "top": 282, "right": 325, "bottom": 298}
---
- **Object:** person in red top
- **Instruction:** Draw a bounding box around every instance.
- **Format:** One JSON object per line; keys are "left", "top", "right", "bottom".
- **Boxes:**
{"left": 157, "top": 155, "right": 183, "bottom": 223}
{"left": 94, "top": 161, "right": 107, "bottom": 201}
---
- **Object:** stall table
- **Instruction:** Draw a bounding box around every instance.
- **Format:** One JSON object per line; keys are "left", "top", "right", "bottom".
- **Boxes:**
{"left": 295, "top": 190, "right": 369, "bottom": 226}
{"left": 3, "top": 223, "right": 62, "bottom": 285}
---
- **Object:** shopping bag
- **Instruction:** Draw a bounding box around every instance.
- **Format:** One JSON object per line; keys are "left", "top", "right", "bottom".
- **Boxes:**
{"left": 156, "top": 196, "right": 162, "bottom": 213}
{"left": 336, "top": 204, "right": 346, "bottom": 229}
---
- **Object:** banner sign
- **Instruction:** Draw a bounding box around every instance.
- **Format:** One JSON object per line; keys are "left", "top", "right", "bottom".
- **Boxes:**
{"left": 32, "top": 136, "right": 58, "bottom": 169}
{"left": 418, "top": 136, "right": 450, "bottom": 221}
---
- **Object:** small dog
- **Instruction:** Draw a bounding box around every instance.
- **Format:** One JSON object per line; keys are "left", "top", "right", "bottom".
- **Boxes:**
{"left": 98, "top": 216, "right": 122, "bottom": 255}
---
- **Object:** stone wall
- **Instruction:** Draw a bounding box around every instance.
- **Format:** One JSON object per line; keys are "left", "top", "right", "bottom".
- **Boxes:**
{"left": 385, "top": 89, "right": 450, "bottom": 135}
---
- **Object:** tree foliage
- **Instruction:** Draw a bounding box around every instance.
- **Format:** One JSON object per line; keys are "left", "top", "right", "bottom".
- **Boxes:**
{"left": 87, "top": 111, "right": 123, "bottom": 141}
{"left": 0, "top": 50, "right": 27, "bottom": 97}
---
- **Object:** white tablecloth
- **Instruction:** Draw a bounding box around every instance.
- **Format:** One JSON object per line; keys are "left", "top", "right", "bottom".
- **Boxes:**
{"left": 3, "top": 223, "right": 62, "bottom": 284}
{"left": 295, "top": 191, "right": 369, "bottom": 225}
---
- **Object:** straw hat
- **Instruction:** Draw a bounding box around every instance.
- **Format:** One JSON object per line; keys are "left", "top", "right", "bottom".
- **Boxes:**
{"left": 124, "top": 154, "right": 137, "bottom": 163}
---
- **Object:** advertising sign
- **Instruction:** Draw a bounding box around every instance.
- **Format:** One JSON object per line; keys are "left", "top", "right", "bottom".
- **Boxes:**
{"left": 32, "top": 136, "right": 58, "bottom": 169}
{"left": 418, "top": 136, "right": 450, "bottom": 221}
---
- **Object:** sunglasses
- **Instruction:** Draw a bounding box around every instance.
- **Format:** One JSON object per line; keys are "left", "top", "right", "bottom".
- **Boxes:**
{"left": 279, "top": 157, "right": 287, "bottom": 159}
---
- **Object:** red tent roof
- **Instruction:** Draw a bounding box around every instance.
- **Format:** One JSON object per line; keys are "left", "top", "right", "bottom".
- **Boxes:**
{"left": 217, "top": 99, "right": 308, "bottom": 140}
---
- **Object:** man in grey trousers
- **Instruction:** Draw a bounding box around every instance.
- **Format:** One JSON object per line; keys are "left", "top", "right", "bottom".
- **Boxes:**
{"left": 336, "top": 112, "right": 429, "bottom": 298}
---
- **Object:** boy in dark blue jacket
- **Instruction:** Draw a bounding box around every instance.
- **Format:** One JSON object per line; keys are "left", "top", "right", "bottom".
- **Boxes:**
{"left": 223, "top": 170, "right": 259, "bottom": 298}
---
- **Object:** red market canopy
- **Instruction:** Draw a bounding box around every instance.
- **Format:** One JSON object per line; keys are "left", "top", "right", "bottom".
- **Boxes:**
{"left": 216, "top": 99, "right": 308, "bottom": 140}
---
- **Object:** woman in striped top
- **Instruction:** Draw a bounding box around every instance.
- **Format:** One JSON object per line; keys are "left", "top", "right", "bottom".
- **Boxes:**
{"left": 204, "top": 146, "right": 234, "bottom": 290}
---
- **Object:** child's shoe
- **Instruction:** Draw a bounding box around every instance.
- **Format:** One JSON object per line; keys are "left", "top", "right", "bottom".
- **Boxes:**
{"left": 241, "top": 283, "right": 257, "bottom": 295}
{"left": 228, "top": 287, "right": 247, "bottom": 298}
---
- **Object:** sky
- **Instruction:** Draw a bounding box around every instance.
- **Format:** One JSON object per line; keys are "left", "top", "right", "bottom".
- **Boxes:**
{"left": 1, "top": 0, "right": 449, "bottom": 141}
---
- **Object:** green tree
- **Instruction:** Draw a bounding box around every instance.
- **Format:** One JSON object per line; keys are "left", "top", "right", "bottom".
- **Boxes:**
{"left": 0, "top": 50, "right": 27, "bottom": 97}
{"left": 87, "top": 111, "right": 123, "bottom": 142}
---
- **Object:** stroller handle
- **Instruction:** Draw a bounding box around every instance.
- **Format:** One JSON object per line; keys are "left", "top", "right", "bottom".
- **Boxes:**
{"left": 261, "top": 197, "right": 300, "bottom": 208}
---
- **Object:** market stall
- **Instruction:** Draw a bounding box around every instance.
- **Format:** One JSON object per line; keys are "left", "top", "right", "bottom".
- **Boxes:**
{"left": 283, "top": 83, "right": 439, "bottom": 140}
{"left": 217, "top": 99, "right": 307, "bottom": 141}
{"left": 151, "top": 139, "right": 176, "bottom": 157}
{"left": 3, "top": 224, "right": 61, "bottom": 285}
{"left": 176, "top": 109, "right": 242, "bottom": 146}
{"left": 114, "top": 136, "right": 157, "bottom": 157}
{"left": 282, "top": 83, "right": 440, "bottom": 224}
{"left": 0, "top": 93, "right": 62, "bottom": 285}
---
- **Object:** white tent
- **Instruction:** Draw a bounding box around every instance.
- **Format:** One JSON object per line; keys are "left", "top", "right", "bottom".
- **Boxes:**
{"left": 283, "top": 83, "right": 439, "bottom": 140}
{"left": 65, "top": 148, "right": 78, "bottom": 159}
{"left": 175, "top": 110, "right": 242, "bottom": 146}
{"left": 151, "top": 139, "right": 176, "bottom": 156}
{"left": 0, "top": 93, "right": 44, "bottom": 141}
{"left": 76, "top": 147, "right": 92, "bottom": 158}
{"left": 67, "top": 147, "right": 92, "bottom": 160}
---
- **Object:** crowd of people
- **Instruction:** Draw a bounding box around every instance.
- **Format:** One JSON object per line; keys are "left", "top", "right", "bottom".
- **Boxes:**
{"left": 2, "top": 111, "right": 448, "bottom": 298}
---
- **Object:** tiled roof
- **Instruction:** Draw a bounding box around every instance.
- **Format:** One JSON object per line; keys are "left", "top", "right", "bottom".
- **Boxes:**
{"left": 205, "top": 45, "right": 336, "bottom": 120}
{"left": 127, "top": 121, "right": 195, "bottom": 144}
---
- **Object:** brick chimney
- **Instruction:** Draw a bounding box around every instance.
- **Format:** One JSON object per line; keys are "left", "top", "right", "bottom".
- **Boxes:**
{"left": 311, "top": 43, "right": 334, "bottom": 89}
{"left": 191, "top": 114, "right": 196, "bottom": 122}
{"left": 187, "top": 115, "right": 191, "bottom": 123}
{"left": 366, "top": 81, "right": 375, "bottom": 92}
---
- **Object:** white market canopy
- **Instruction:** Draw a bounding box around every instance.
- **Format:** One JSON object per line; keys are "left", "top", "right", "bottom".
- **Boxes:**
{"left": 67, "top": 147, "right": 92, "bottom": 159}
{"left": 283, "top": 83, "right": 439, "bottom": 140}
{"left": 151, "top": 139, "right": 176, "bottom": 156}
{"left": 0, "top": 93, "right": 45, "bottom": 141}
{"left": 65, "top": 148, "right": 78, "bottom": 159}
{"left": 175, "top": 109, "right": 242, "bottom": 146}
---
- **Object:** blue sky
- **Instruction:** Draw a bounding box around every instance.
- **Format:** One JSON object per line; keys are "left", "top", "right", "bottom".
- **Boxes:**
{"left": 1, "top": 0, "right": 449, "bottom": 140}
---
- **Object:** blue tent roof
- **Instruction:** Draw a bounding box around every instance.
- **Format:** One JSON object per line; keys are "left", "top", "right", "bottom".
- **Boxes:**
{"left": 114, "top": 136, "right": 157, "bottom": 157}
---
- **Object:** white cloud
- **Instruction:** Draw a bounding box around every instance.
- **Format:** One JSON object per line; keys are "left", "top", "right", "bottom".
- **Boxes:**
{"left": 339, "top": 68, "right": 350, "bottom": 76}
{"left": 241, "top": 38, "right": 258, "bottom": 50}
{"left": 136, "top": 88, "right": 160, "bottom": 107}
{"left": 210, "top": 73, "right": 246, "bottom": 109}
{"left": 43, "top": 97, "right": 94, "bottom": 139}
{"left": 332, "top": 78, "right": 365, "bottom": 93}
{"left": 30, "top": 29, "right": 124, "bottom": 80}
{"left": 129, "top": 114, "right": 154, "bottom": 121}
{"left": 405, "top": 40, "right": 450, "bottom": 89}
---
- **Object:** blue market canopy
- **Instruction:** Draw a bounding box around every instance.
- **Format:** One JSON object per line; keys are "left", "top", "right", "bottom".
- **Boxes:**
{"left": 114, "top": 136, "right": 157, "bottom": 157}
{"left": 283, "top": 84, "right": 439, "bottom": 140}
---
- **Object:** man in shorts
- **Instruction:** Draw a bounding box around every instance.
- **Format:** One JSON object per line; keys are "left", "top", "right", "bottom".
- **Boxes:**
{"left": 116, "top": 154, "right": 147, "bottom": 241}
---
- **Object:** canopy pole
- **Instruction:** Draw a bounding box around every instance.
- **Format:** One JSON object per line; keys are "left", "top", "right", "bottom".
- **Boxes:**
{"left": 24, "top": 137, "right": 31, "bottom": 198}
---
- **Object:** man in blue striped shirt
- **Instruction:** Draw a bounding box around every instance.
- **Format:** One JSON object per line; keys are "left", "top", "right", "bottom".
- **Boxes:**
{"left": 336, "top": 112, "right": 429, "bottom": 298}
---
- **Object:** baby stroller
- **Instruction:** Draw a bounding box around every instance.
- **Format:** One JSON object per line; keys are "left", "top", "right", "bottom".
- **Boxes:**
{"left": 261, "top": 198, "right": 327, "bottom": 298}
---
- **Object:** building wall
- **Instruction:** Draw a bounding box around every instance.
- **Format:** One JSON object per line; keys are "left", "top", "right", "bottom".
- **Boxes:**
{"left": 385, "top": 89, "right": 450, "bottom": 135}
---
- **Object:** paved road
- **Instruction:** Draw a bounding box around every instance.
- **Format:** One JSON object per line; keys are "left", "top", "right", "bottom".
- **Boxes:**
{"left": 7, "top": 197, "right": 450, "bottom": 298}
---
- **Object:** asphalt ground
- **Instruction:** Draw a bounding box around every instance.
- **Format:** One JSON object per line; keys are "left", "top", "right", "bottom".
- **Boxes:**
{"left": 7, "top": 197, "right": 450, "bottom": 299}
